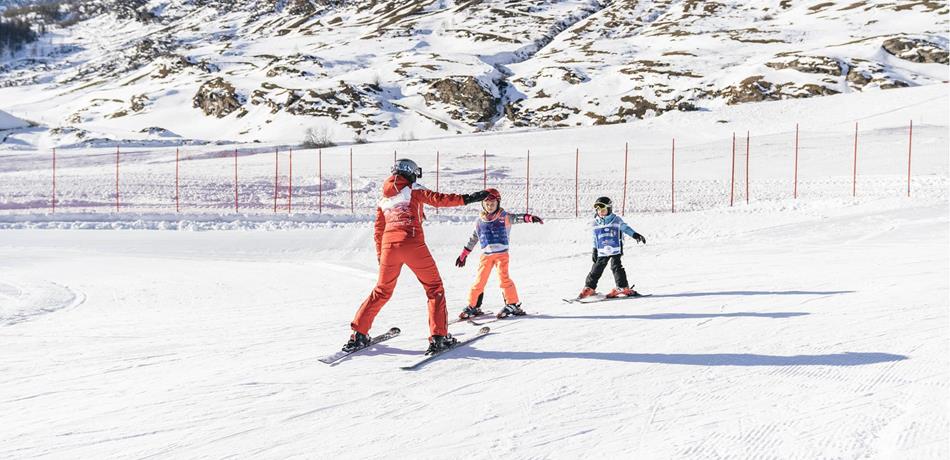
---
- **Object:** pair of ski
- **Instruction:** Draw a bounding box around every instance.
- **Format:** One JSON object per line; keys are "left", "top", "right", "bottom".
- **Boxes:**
{"left": 562, "top": 292, "right": 651, "bottom": 304}
{"left": 319, "top": 312, "right": 500, "bottom": 369}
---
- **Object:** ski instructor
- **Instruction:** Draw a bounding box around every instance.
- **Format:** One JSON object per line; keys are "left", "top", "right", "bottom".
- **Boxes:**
{"left": 343, "top": 158, "right": 490, "bottom": 355}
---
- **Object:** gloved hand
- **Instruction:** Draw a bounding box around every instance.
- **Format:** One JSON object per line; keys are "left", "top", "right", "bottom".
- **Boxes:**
{"left": 632, "top": 233, "right": 646, "bottom": 244}
{"left": 592, "top": 248, "right": 598, "bottom": 263}
{"left": 456, "top": 248, "right": 471, "bottom": 267}
{"left": 462, "top": 190, "right": 490, "bottom": 204}
{"left": 523, "top": 214, "right": 543, "bottom": 224}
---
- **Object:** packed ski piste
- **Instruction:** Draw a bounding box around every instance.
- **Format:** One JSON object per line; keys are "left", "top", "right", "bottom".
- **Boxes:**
{"left": 321, "top": 158, "right": 649, "bottom": 368}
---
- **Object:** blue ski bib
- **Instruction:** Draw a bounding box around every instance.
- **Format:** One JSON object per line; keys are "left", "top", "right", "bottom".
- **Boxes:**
{"left": 593, "top": 221, "right": 622, "bottom": 256}
{"left": 478, "top": 212, "right": 510, "bottom": 254}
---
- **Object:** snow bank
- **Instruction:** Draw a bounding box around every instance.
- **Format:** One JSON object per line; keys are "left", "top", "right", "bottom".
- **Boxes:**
{"left": 0, "top": 110, "right": 30, "bottom": 130}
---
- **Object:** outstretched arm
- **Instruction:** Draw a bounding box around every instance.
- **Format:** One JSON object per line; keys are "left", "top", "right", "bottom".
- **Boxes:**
{"left": 507, "top": 212, "right": 543, "bottom": 225}
{"left": 415, "top": 188, "right": 489, "bottom": 208}
{"left": 617, "top": 217, "right": 646, "bottom": 244}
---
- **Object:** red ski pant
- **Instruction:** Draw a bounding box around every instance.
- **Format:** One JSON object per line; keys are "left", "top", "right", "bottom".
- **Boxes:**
{"left": 351, "top": 241, "right": 449, "bottom": 337}
{"left": 467, "top": 252, "right": 520, "bottom": 306}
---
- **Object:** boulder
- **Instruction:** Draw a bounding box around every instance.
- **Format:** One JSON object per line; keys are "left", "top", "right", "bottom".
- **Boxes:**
{"left": 423, "top": 76, "right": 498, "bottom": 123}
{"left": 882, "top": 37, "right": 948, "bottom": 64}
{"left": 720, "top": 76, "right": 777, "bottom": 104}
{"left": 765, "top": 56, "right": 843, "bottom": 76}
{"left": 193, "top": 78, "right": 243, "bottom": 117}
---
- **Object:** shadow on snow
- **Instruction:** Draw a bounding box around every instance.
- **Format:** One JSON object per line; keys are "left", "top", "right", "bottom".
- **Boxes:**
{"left": 648, "top": 290, "right": 854, "bottom": 298}
{"left": 531, "top": 312, "right": 810, "bottom": 320}
{"left": 465, "top": 350, "right": 907, "bottom": 366}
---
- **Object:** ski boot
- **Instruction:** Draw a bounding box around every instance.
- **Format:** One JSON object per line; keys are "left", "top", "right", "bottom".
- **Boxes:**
{"left": 620, "top": 287, "right": 640, "bottom": 297}
{"left": 342, "top": 330, "right": 372, "bottom": 352}
{"left": 578, "top": 287, "right": 596, "bottom": 299}
{"left": 607, "top": 287, "right": 639, "bottom": 298}
{"left": 497, "top": 303, "right": 526, "bottom": 318}
{"left": 426, "top": 334, "right": 458, "bottom": 355}
{"left": 458, "top": 305, "right": 484, "bottom": 319}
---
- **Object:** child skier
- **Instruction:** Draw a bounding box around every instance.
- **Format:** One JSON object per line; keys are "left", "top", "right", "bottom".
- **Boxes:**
{"left": 344, "top": 158, "right": 490, "bottom": 354}
{"left": 578, "top": 196, "right": 647, "bottom": 299}
{"left": 454, "top": 188, "right": 544, "bottom": 319}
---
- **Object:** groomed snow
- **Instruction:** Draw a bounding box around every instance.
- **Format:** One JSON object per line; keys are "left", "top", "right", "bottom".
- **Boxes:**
{"left": 0, "top": 84, "right": 947, "bottom": 458}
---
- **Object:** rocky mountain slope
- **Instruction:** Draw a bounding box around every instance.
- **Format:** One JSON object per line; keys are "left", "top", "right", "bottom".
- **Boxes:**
{"left": 0, "top": 0, "right": 946, "bottom": 147}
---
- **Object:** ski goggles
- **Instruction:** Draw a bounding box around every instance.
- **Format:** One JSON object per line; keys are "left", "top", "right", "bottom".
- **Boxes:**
{"left": 593, "top": 202, "right": 610, "bottom": 210}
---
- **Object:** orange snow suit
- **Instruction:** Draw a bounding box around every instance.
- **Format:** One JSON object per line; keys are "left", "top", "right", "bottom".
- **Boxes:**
{"left": 350, "top": 175, "right": 467, "bottom": 337}
{"left": 465, "top": 210, "right": 529, "bottom": 306}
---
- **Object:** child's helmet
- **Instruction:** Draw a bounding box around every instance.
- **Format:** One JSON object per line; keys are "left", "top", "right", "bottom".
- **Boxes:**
{"left": 391, "top": 158, "right": 422, "bottom": 182}
{"left": 594, "top": 196, "right": 612, "bottom": 214}
{"left": 483, "top": 188, "right": 501, "bottom": 212}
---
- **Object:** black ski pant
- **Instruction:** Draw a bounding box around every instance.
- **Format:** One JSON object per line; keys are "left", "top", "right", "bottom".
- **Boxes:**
{"left": 585, "top": 254, "right": 629, "bottom": 290}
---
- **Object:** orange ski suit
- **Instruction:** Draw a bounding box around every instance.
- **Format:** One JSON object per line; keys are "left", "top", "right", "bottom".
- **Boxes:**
{"left": 469, "top": 252, "right": 519, "bottom": 306}
{"left": 350, "top": 175, "right": 467, "bottom": 337}
{"left": 464, "top": 209, "right": 530, "bottom": 306}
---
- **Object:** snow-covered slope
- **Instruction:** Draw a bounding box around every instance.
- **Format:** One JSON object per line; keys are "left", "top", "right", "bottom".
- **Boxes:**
{"left": 0, "top": 171, "right": 947, "bottom": 459}
{"left": 1, "top": 83, "right": 946, "bottom": 218}
{"left": 0, "top": 0, "right": 946, "bottom": 147}
{"left": 0, "top": 55, "right": 948, "bottom": 458}
{"left": 0, "top": 108, "right": 29, "bottom": 130}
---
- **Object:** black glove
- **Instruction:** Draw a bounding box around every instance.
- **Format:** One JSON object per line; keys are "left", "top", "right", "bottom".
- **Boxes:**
{"left": 592, "top": 248, "right": 598, "bottom": 263}
{"left": 633, "top": 233, "right": 646, "bottom": 244}
{"left": 462, "top": 190, "right": 489, "bottom": 204}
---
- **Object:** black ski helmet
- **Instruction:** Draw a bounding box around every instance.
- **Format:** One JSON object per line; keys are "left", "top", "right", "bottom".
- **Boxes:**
{"left": 391, "top": 158, "right": 422, "bottom": 183}
{"left": 594, "top": 196, "right": 613, "bottom": 214}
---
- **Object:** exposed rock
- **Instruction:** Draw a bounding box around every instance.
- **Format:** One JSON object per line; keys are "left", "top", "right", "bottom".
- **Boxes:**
{"left": 423, "top": 76, "right": 499, "bottom": 124}
{"left": 287, "top": 0, "right": 316, "bottom": 15}
{"left": 130, "top": 94, "right": 148, "bottom": 112}
{"left": 878, "top": 79, "right": 911, "bottom": 90}
{"left": 675, "top": 100, "right": 699, "bottom": 112}
{"left": 789, "top": 84, "right": 838, "bottom": 97}
{"left": 559, "top": 67, "right": 588, "bottom": 84}
{"left": 618, "top": 95, "right": 661, "bottom": 120}
{"left": 193, "top": 78, "right": 243, "bottom": 118}
{"left": 152, "top": 54, "right": 218, "bottom": 79}
{"left": 719, "top": 75, "right": 840, "bottom": 104}
{"left": 505, "top": 100, "right": 579, "bottom": 128}
{"left": 266, "top": 65, "right": 309, "bottom": 78}
{"left": 585, "top": 111, "right": 607, "bottom": 125}
{"left": 846, "top": 66, "right": 872, "bottom": 87}
{"left": 134, "top": 39, "right": 168, "bottom": 60}
{"left": 49, "top": 126, "right": 89, "bottom": 139}
{"left": 140, "top": 126, "right": 179, "bottom": 137}
{"left": 249, "top": 81, "right": 386, "bottom": 136}
{"left": 287, "top": 0, "right": 345, "bottom": 15}
{"left": 846, "top": 60, "right": 913, "bottom": 90}
{"left": 765, "top": 56, "right": 843, "bottom": 76}
{"left": 620, "top": 60, "right": 703, "bottom": 79}
{"left": 882, "top": 37, "right": 948, "bottom": 64}
{"left": 720, "top": 76, "right": 776, "bottom": 104}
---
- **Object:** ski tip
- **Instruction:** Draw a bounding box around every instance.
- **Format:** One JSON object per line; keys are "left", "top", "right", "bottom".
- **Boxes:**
{"left": 478, "top": 326, "right": 490, "bottom": 334}
{"left": 389, "top": 327, "right": 401, "bottom": 334}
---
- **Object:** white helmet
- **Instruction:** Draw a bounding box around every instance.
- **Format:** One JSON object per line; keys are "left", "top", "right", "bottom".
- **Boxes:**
{"left": 391, "top": 158, "right": 422, "bottom": 182}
